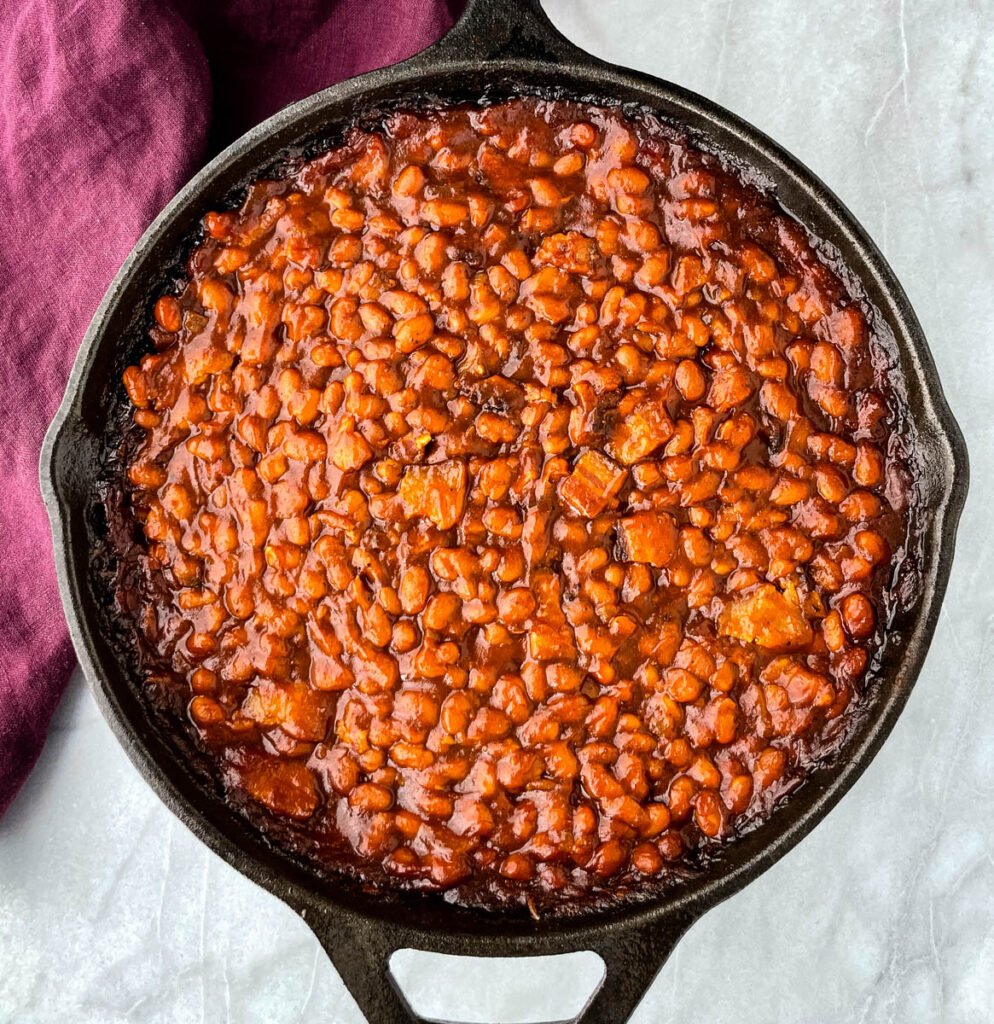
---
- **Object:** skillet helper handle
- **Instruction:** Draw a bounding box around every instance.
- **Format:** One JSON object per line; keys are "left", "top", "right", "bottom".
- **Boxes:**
{"left": 305, "top": 911, "right": 691, "bottom": 1024}
{"left": 306, "top": 913, "right": 413, "bottom": 1023}
{"left": 574, "top": 919, "right": 691, "bottom": 1024}
{"left": 420, "top": 0, "right": 592, "bottom": 66}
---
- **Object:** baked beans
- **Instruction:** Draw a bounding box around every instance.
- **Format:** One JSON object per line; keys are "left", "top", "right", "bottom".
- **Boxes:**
{"left": 114, "top": 99, "right": 910, "bottom": 911}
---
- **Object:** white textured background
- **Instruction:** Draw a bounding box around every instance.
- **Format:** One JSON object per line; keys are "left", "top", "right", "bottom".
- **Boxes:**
{"left": 2, "top": 1, "right": 992, "bottom": 1021}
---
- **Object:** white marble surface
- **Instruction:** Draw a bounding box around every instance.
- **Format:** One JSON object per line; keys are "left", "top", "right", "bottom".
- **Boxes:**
{"left": 3, "top": 1, "right": 993, "bottom": 1021}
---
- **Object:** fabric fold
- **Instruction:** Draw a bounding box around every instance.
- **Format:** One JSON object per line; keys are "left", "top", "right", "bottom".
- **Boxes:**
{"left": 0, "top": 0, "right": 463, "bottom": 816}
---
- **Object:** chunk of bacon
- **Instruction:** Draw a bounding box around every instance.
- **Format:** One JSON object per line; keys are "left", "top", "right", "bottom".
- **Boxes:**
{"left": 534, "top": 231, "right": 599, "bottom": 275}
{"left": 560, "top": 451, "right": 627, "bottom": 517}
{"left": 399, "top": 460, "right": 467, "bottom": 529}
{"left": 236, "top": 756, "right": 320, "bottom": 820}
{"left": 718, "top": 583, "right": 814, "bottom": 650}
{"left": 616, "top": 511, "right": 678, "bottom": 566}
{"left": 610, "top": 392, "right": 674, "bottom": 465}
{"left": 241, "top": 680, "right": 332, "bottom": 741}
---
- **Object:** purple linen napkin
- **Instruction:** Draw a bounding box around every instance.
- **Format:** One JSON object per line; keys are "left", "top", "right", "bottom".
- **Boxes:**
{"left": 0, "top": 0, "right": 464, "bottom": 816}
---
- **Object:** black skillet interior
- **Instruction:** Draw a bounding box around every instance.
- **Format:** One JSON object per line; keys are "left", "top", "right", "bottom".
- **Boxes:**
{"left": 40, "top": 0, "right": 969, "bottom": 1021}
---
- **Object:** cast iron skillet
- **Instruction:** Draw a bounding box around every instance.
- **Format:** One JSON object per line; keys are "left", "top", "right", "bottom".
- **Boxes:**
{"left": 41, "top": 1, "right": 968, "bottom": 1021}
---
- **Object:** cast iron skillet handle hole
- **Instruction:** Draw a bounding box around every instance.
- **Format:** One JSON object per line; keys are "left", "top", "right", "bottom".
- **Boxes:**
{"left": 304, "top": 908, "right": 691, "bottom": 1024}
{"left": 388, "top": 948, "right": 607, "bottom": 1023}
{"left": 419, "top": 0, "right": 594, "bottom": 66}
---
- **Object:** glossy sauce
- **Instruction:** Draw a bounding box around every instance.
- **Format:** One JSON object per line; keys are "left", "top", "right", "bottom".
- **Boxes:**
{"left": 113, "top": 99, "right": 911, "bottom": 912}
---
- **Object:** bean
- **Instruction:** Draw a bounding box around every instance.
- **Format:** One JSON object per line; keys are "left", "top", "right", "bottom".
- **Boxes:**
{"left": 154, "top": 296, "right": 182, "bottom": 332}
{"left": 422, "top": 199, "right": 469, "bottom": 227}
{"left": 840, "top": 592, "right": 875, "bottom": 639}
{"left": 349, "top": 783, "right": 394, "bottom": 812}
{"left": 393, "top": 164, "right": 426, "bottom": 197}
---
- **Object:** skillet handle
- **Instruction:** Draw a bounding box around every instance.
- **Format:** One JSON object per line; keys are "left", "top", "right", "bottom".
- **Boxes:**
{"left": 419, "top": 0, "right": 592, "bottom": 66}
{"left": 304, "top": 912, "right": 414, "bottom": 1023}
{"left": 573, "top": 918, "right": 692, "bottom": 1024}
{"left": 303, "top": 908, "right": 691, "bottom": 1024}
